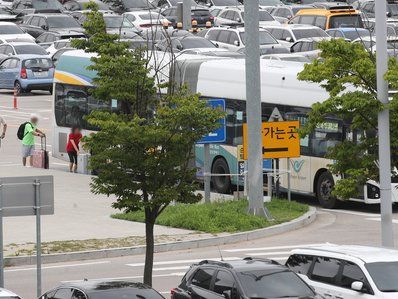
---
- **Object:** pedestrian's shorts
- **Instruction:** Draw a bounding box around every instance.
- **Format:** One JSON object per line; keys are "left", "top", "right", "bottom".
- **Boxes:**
{"left": 22, "top": 145, "right": 35, "bottom": 158}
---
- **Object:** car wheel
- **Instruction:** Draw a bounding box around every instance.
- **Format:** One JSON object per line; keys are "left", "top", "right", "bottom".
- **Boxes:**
{"left": 316, "top": 171, "right": 338, "bottom": 209}
{"left": 14, "top": 81, "right": 25, "bottom": 96}
{"left": 211, "top": 158, "right": 231, "bottom": 194}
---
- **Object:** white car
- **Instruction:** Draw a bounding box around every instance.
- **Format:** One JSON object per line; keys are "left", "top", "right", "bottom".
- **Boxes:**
{"left": 0, "top": 22, "right": 35, "bottom": 43}
{"left": 45, "top": 39, "right": 73, "bottom": 56}
{"left": 0, "top": 288, "right": 21, "bottom": 298}
{"left": 123, "top": 11, "right": 169, "bottom": 29}
{"left": 215, "top": 6, "right": 280, "bottom": 27}
{"left": 286, "top": 244, "right": 398, "bottom": 299}
{"left": 195, "top": 0, "right": 241, "bottom": 9}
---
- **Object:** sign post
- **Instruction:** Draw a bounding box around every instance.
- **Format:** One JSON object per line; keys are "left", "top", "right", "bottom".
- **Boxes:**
{"left": 0, "top": 176, "right": 54, "bottom": 295}
{"left": 198, "top": 99, "right": 226, "bottom": 203}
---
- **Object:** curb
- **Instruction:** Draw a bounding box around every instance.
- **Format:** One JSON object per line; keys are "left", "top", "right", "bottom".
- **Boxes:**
{"left": 5, "top": 207, "right": 317, "bottom": 267}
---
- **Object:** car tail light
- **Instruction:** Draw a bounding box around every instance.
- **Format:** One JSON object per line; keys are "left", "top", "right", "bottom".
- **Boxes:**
{"left": 170, "top": 288, "right": 177, "bottom": 299}
{"left": 20, "top": 68, "right": 27, "bottom": 79}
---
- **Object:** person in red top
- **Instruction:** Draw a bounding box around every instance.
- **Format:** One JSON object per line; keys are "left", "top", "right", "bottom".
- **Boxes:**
{"left": 66, "top": 126, "right": 82, "bottom": 173}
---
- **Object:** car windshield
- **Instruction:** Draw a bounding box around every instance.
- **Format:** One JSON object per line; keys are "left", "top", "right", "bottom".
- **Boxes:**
{"left": 242, "top": 11, "right": 274, "bottom": 22}
{"left": 15, "top": 45, "right": 47, "bottom": 55}
{"left": 388, "top": 4, "right": 398, "bottom": 16}
{"left": 343, "top": 29, "right": 371, "bottom": 41}
{"left": 104, "top": 16, "right": 134, "bottom": 28}
{"left": 259, "top": 0, "right": 283, "bottom": 5}
{"left": 32, "top": 0, "right": 64, "bottom": 10}
{"left": 329, "top": 15, "right": 363, "bottom": 28}
{"left": 240, "top": 31, "right": 277, "bottom": 45}
{"left": 366, "top": 262, "right": 398, "bottom": 292}
{"left": 121, "top": 0, "right": 154, "bottom": 9}
{"left": 23, "top": 58, "right": 53, "bottom": 69}
{"left": 237, "top": 270, "right": 315, "bottom": 298}
{"left": 180, "top": 37, "right": 216, "bottom": 49}
{"left": 47, "top": 16, "right": 80, "bottom": 28}
{"left": 0, "top": 24, "right": 24, "bottom": 34}
{"left": 212, "top": 0, "right": 240, "bottom": 5}
{"left": 293, "top": 28, "right": 328, "bottom": 39}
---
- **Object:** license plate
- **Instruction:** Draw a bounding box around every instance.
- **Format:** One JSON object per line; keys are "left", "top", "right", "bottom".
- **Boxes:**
{"left": 33, "top": 71, "right": 48, "bottom": 78}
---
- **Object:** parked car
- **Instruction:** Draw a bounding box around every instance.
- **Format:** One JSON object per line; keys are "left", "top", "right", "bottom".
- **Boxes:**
{"left": 51, "top": 47, "right": 73, "bottom": 65}
{"left": 161, "top": 6, "right": 214, "bottom": 28}
{"left": 353, "top": 36, "right": 398, "bottom": 57}
{"left": 0, "top": 5, "right": 19, "bottom": 22}
{"left": 286, "top": 244, "right": 398, "bottom": 299}
{"left": 20, "top": 13, "right": 84, "bottom": 38}
{"left": 270, "top": 5, "right": 315, "bottom": 23}
{"left": 156, "top": 35, "right": 217, "bottom": 52}
{"left": 215, "top": 6, "right": 279, "bottom": 27}
{"left": 326, "top": 27, "right": 370, "bottom": 41}
{"left": 40, "top": 280, "right": 165, "bottom": 299}
{"left": 172, "top": 257, "right": 322, "bottom": 299}
{"left": 0, "top": 288, "right": 21, "bottom": 298}
{"left": 43, "top": 39, "right": 73, "bottom": 55}
{"left": 11, "top": 0, "right": 65, "bottom": 16}
{"left": 63, "top": 0, "right": 109, "bottom": 11}
{"left": 0, "top": 42, "right": 48, "bottom": 60}
{"left": 360, "top": 0, "right": 398, "bottom": 19}
{"left": 0, "top": 55, "right": 54, "bottom": 95}
{"left": 151, "top": 0, "right": 200, "bottom": 10}
{"left": 35, "top": 31, "right": 85, "bottom": 50}
{"left": 195, "top": 0, "right": 240, "bottom": 9}
{"left": 264, "top": 24, "right": 329, "bottom": 47}
{"left": 0, "top": 22, "right": 35, "bottom": 43}
{"left": 108, "top": 0, "right": 155, "bottom": 14}
{"left": 103, "top": 14, "right": 141, "bottom": 38}
{"left": 123, "top": 11, "right": 169, "bottom": 29}
{"left": 201, "top": 27, "right": 281, "bottom": 51}
{"left": 290, "top": 37, "right": 329, "bottom": 60}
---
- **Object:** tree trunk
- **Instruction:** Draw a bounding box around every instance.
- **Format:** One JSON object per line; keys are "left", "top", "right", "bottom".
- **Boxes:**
{"left": 143, "top": 211, "right": 155, "bottom": 286}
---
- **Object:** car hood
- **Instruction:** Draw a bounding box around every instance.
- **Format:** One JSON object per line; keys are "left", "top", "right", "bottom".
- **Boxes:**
{"left": 0, "top": 33, "right": 34, "bottom": 42}
{"left": 52, "top": 27, "right": 84, "bottom": 33}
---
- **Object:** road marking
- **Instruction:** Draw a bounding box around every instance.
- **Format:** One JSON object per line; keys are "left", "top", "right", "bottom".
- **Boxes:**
{"left": 0, "top": 164, "right": 22, "bottom": 167}
{"left": 127, "top": 257, "right": 240, "bottom": 268}
{"left": 5, "top": 261, "right": 110, "bottom": 273}
{"left": 61, "top": 272, "right": 186, "bottom": 283}
{"left": 365, "top": 218, "right": 398, "bottom": 224}
{"left": 321, "top": 209, "right": 380, "bottom": 218}
{"left": 223, "top": 243, "right": 325, "bottom": 253}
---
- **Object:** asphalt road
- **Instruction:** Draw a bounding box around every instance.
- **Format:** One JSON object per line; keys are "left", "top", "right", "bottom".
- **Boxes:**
{"left": 1, "top": 92, "right": 398, "bottom": 299}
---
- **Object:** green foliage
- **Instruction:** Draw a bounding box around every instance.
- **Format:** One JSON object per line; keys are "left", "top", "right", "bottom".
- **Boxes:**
{"left": 112, "top": 199, "right": 309, "bottom": 234}
{"left": 298, "top": 39, "right": 398, "bottom": 199}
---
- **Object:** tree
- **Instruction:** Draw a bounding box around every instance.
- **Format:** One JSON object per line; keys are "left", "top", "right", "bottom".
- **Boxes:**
{"left": 73, "top": 3, "right": 224, "bottom": 285}
{"left": 298, "top": 38, "right": 398, "bottom": 200}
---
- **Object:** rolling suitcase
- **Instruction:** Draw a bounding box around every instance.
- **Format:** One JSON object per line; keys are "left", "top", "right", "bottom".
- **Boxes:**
{"left": 32, "top": 136, "right": 49, "bottom": 169}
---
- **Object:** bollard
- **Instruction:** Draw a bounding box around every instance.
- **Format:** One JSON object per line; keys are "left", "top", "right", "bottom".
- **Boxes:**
{"left": 13, "top": 87, "right": 17, "bottom": 109}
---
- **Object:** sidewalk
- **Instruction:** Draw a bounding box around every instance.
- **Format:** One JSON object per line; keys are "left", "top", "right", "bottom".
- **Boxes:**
{"left": 0, "top": 165, "right": 203, "bottom": 245}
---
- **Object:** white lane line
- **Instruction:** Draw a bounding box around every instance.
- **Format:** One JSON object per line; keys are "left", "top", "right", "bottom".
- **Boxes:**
{"left": 154, "top": 266, "right": 190, "bottom": 271}
{"left": 5, "top": 261, "right": 110, "bottom": 273}
{"left": 61, "top": 272, "right": 186, "bottom": 283}
{"left": 0, "top": 164, "right": 22, "bottom": 167}
{"left": 245, "top": 251, "right": 292, "bottom": 256}
{"left": 223, "top": 244, "right": 325, "bottom": 253}
{"left": 365, "top": 218, "right": 398, "bottom": 224}
{"left": 127, "top": 257, "right": 240, "bottom": 268}
{"left": 52, "top": 162, "right": 69, "bottom": 166}
{"left": 322, "top": 209, "right": 380, "bottom": 218}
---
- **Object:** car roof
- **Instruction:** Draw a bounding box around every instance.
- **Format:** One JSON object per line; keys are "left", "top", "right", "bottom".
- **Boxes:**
{"left": 198, "top": 258, "right": 286, "bottom": 272}
{"left": 292, "top": 244, "right": 398, "bottom": 263}
{"left": 263, "top": 23, "right": 322, "bottom": 30}
{"left": 26, "top": 13, "right": 70, "bottom": 17}
{"left": 5, "top": 42, "right": 37, "bottom": 46}
{"left": 0, "top": 288, "right": 20, "bottom": 297}
{"left": 59, "top": 280, "right": 152, "bottom": 294}
{"left": 333, "top": 27, "right": 369, "bottom": 32}
{"left": 12, "top": 54, "right": 51, "bottom": 59}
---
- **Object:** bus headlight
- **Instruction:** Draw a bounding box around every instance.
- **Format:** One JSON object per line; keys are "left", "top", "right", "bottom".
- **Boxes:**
{"left": 367, "top": 184, "right": 380, "bottom": 199}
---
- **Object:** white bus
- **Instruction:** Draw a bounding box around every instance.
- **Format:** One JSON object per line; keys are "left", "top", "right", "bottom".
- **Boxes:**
{"left": 52, "top": 51, "right": 398, "bottom": 208}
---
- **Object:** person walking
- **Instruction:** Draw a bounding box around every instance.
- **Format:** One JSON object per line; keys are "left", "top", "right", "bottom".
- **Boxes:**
{"left": 66, "top": 126, "right": 82, "bottom": 173}
{"left": 21, "top": 114, "right": 45, "bottom": 167}
{"left": 0, "top": 115, "right": 7, "bottom": 141}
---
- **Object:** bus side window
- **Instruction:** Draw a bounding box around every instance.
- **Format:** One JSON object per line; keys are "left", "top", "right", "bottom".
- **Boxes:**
{"left": 311, "top": 120, "right": 342, "bottom": 157}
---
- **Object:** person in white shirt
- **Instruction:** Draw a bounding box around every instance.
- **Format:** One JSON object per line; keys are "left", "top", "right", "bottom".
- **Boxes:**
{"left": 0, "top": 116, "right": 7, "bottom": 139}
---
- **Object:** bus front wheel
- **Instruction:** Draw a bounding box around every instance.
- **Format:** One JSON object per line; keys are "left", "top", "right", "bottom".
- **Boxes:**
{"left": 316, "top": 172, "right": 338, "bottom": 209}
{"left": 211, "top": 158, "right": 231, "bottom": 194}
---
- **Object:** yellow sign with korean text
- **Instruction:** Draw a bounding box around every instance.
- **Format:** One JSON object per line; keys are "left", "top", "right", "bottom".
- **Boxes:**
{"left": 243, "top": 121, "right": 300, "bottom": 159}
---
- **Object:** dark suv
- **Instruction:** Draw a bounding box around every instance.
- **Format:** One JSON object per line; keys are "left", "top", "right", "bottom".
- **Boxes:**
{"left": 171, "top": 257, "right": 323, "bottom": 299}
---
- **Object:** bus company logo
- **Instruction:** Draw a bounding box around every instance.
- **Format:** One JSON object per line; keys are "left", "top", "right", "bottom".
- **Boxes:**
{"left": 291, "top": 159, "right": 305, "bottom": 173}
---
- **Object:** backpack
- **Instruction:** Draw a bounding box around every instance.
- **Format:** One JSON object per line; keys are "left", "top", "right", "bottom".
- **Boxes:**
{"left": 17, "top": 122, "right": 32, "bottom": 140}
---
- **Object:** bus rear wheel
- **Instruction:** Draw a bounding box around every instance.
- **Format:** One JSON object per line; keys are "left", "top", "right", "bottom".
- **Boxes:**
{"left": 316, "top": 172, "right": 338, "bottom": 209}
{"left": 212, "top": 158, "right": 231, "bottom": 194}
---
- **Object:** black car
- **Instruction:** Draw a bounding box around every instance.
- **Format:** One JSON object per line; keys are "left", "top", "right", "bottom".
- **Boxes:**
{"left": 36, "top": 31, "right": 85, "bottom": 48}
{"left": 156, "top": 35, "right": 216, "bottom": 52}
{"left": 12, "top": 0, "right": 64, "bottom": 16}
{"left": 40, "top": 280, "right": 165, "bottom": 299}
{"left": 20, "top": 13, "right": 83, "bottom": 38}
{"left": 63, "top": 0, "right": 110, "bottom": 11}
{"left": 161, "top": 6, "right": 213, "bottom": 28}
{"left": 171, "top": 257, "right": 323, "bottom": 299}
{"left": 108, "top": 0, "right": 155, "bottom": 14}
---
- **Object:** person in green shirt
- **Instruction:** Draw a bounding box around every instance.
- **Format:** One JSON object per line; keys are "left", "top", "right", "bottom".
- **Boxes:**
{"left": 22, "top": 114, "right": 45, "bottom": 166}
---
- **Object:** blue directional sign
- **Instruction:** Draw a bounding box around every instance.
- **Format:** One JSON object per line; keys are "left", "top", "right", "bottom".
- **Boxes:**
{"left": 198, "top": 99, "right": 226, "bottom": 144}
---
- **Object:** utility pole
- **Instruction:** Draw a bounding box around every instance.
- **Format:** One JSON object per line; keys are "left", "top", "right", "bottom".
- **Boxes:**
{"left": 375, "top": 0, "right": 394, "bottom": 247}
{"left": 244, "top": 0, "right": 272, "bottom": 219}
{"left": 182, "top": 0, "right": 191, "bottom": 30}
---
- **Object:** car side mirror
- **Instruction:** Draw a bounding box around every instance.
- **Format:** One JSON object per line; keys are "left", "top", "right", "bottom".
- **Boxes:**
{"left": 223, "top": 290, "right": 232, "bottom": 299}
{"left": 236, "top": 17, "right": 241, "bottom": 23}
{"left": 41, "top": 24, "right": 48, "bottom": 30}
{"left": 234, "top": 40, "right": 240, "bottom": 46}
{"left": 176, "top": 44, "right": 183, "bottom": 51}
{"left": 387, "top": 11, "right": 392, "bottom": 18}
{"left": 351, "top": 281, "right": 364, "bottom": 292}
{"left": 285, "top": 36, "right": 292, "bottom": 42}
